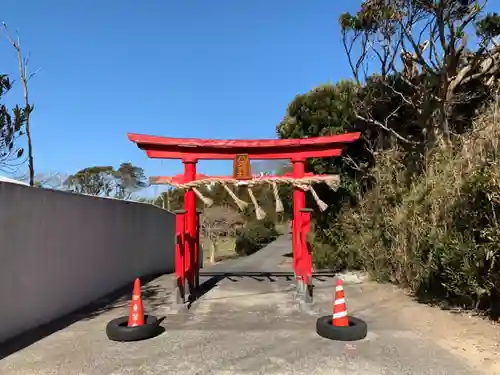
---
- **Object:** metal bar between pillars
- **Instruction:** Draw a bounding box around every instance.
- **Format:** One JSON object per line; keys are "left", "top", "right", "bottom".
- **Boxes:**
{"left": 300, "top": 208, "right": 314, "bottom": 304}
{"left": 174, "top": 210, "right": 186, "bottom": 304}
{"left": 195, "top": 210, "right": 202, "bottom": 289}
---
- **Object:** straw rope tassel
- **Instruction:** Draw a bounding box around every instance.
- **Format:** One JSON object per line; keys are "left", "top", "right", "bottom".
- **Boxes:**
{"left": 325, "top": 178, "right": 340, "bottom": 191}
{"left": 271, "top": 181, "right": 284, "bottom": 213}
{"left": 192, "top": 187, "right": 214, "bottom": 207}
{"left": 223, "top": 183, "right": 248, "bottom": 211}
{"left": 247, "top": 187, "right": 266, "bottom": 220}
{"left": 308, "top": 185, "right": 328, "bottom": 212}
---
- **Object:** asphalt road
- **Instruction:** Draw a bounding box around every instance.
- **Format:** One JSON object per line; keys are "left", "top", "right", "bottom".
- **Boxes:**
{"left": 0, "top": 235, "right": 492, "bottom": 375}
{"left": 204, "top": 233, "right": 293, "bottom": 273}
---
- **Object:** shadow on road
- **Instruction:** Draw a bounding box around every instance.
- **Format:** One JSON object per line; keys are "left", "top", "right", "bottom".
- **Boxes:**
{"left": 186, "top": 271, "right": 336, "bottom": 309}
{"left": 82, "top": 281, "right": 172, "bottom": 320}
{"left": 0, "top": 272, "right": 167, "bottom": 361}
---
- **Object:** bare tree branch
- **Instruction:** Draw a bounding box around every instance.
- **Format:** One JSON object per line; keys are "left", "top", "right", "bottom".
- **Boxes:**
{"left": 33, "top": 171, "right": 70, "bottom": 189}
{"left": 200, "top": 205, "right": 244, "bottom": 264}
{"left": 2, "top": 22, "right": 39, "bottom": 186}
{"left": 340, "top": 0, "right": 498, "bottom": 148}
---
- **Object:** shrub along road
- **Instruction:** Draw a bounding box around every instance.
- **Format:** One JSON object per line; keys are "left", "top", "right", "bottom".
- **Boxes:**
{"left": 1, "top": 235, "right": 499, "bottom": 375}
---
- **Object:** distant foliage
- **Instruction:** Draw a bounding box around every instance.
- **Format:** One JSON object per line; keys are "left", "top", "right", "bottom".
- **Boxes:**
{"left": 64, "top": 162, "right": 148, "bottom": 199}
{"left": 235, "top": 219, "right": 279, "bottom": 256}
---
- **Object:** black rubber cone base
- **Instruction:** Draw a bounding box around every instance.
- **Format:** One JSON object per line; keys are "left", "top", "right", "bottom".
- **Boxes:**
{"left": 316, "top": 315, "right": 367, "bottom": 341}
{"left": 106, "top": 314, "right": 160, "bottom": 342}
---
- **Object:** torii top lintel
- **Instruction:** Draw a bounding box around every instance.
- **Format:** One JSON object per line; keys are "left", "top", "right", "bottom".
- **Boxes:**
{"left": 127, "top": 132, "right": 361, "bottom": 160}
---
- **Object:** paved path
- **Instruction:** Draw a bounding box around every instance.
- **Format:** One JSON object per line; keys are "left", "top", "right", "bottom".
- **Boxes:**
{"left": 1, "top": 235, "right": 499, "bottom": 374}
{"left": 206, "top": 234, "right": 293, "bottom": 272}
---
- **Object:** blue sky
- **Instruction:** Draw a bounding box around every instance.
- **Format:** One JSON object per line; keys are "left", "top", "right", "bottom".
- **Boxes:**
{"left": 1, "top": 0, "right": 359, "bottom": 191}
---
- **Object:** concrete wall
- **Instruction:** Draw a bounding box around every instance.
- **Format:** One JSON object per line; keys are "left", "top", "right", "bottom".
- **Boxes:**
{"left": 0, "top": 181, "right": 175, "bottom": 344}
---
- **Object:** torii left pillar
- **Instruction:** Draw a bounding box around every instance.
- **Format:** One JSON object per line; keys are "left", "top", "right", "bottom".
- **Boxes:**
{"left": 174, "top": 209, "right": 186, "bottom": 304}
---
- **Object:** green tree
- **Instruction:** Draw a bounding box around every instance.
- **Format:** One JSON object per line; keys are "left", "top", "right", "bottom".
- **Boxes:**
{"left": 64, "top": 163, "right": 148, "bottom": 198}
{"left": 114, "top": 162, "right": 148, "bottom": 199}
{"left": 275, "top": 1, "right": 500, "bottom": 244}
{"left": 340, "top": 0, "right": 500, "bottom": 146}
{"left": 276, "top": 82, "right": 375, "bottom": 221}
{"left": 64, "top": 166, "right": 116, "bottom": 196}
{"left": 0, "top": 74, "right": 25, "bottom": 172}
{"left": 277, "top": 82, "right": 356, "bottom": 140}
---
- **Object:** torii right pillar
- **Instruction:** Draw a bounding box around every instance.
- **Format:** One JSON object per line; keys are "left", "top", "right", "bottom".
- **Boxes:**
{"left": 299, "top": 208, "right": 314, "bottom": 303}
{"left": 292, "top": 158, "right": 309, "bottom": 298}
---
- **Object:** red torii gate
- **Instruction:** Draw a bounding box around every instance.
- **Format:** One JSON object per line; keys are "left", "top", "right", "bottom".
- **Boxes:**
{"left": 128, "top": 132, "right": 360, "bottom": 303}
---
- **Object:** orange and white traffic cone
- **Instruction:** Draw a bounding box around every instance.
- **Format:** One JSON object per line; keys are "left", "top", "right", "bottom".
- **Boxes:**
{"left": 332, "top": 279, "right": 349, "bottom": 327}
{"left": 127, "top": 278, "right": 145, "bottom": 327}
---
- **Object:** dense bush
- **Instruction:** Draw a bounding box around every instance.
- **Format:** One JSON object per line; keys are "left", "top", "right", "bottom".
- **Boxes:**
{"left": 274, "top": 1, "right": 500, "bottom": 317}
{"left": 235, "top": 219, "right": 279, "bottom": 256}
{"left": 323, "top": 100, "right": 500, "bottom": 314}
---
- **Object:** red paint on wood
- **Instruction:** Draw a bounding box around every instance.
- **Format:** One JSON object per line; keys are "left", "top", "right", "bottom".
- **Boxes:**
{"left": 183, "top": 160, "right": 197, "bottom": 292}
{"left": 128, "top": 132, "right": 361, "bottom": 149}
{"left": 292, "top": 160, "right": 305, "bottom": 279}
{"left": 145, "top": 148, "right": 344, "bottom": 160}
{"left": 128, "top": 132, "right": 360, "bottom": 160}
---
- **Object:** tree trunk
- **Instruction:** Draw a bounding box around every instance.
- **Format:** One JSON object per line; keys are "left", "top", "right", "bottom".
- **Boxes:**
{"left": 27, "top": 128, "right": 34, "bottom": 186}
{"left": 210, "top": 241, "right": 217, "bottom": 264}
{"left": 166, "top": 189, "right": 171, "bottom": 210}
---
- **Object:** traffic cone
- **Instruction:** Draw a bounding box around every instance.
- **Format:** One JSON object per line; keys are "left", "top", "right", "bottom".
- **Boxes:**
{"left": 332, "top": 279, "right": 349, "bottom": 327}
{"left": 127, "top": 278, "right": 145, "bottom": 327}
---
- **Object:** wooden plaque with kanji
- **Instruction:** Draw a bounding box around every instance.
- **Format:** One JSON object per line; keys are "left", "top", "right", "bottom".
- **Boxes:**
{"left": 233, "top": 154, "right": 251, "bottom": 180}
